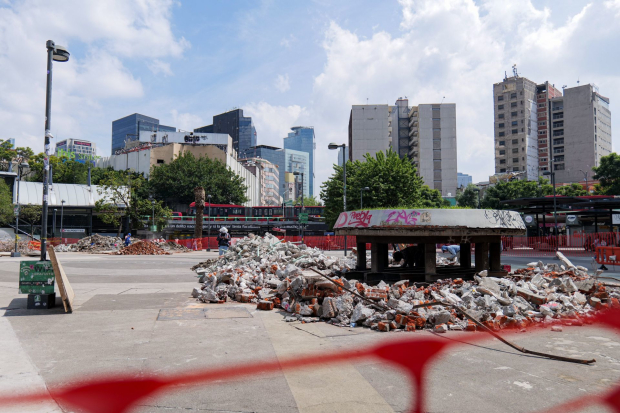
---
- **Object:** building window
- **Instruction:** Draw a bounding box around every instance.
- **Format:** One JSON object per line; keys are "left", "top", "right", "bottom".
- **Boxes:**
{"left": 511, "top": 102, "right": 517, "bottom": 107}
{"left": 498, "top": 96, "right": 504, "bottom": 101}
{"left": 500, "top": 168, "right": 506, "bottom": 173}
{"left": 539, "top": 139, "right": 547, "bottom": 144}
{"left": 499, "top": 140, "right": 505, "bottom": 146}
{"left": 498, "top": 105, "right": 504, "bottom": 110}
{"left": 553, "top": 147, "right": 564, "bottom": 154}
{"left": 511, "top": 111, "right": 518, "bottom": 117}
{"left": 512, "top": 148, "right": 518, "bottom": 153}
{"left": 498, "top": 123, "right": 505, "bottom": 128}
{"left": 540, "top": 157, "right": 547, "bottom": 162}
{"left": 540, "top": 167, "right": 548, "bottom": 171}
{"left": 510, "top": 93, "right": 517, "bottom": 99}
{"left": 499, "top": 132, "right": 505, "bottom": 137}
{"left": 553, "top": 138, "right": 564, "bottom": 145}
{"left": 538, "top": 130, "right": 546, "bottom": 135}
{"left": 538, "top": 103, "right": 546, "bottom": 108}
{"left": 512, "top": 129, "right": 518, "bottom": 134}
{"left": 156, "top": 159, "right": 164, "bottom": 164}
{"left": 553, "top": 130, "right": 564, "bottom": 137}
{"left": 513, "top": 167, "right": 520, "bottom": 171}
{"left": 539, "top": 148, "right": 547, "bottom": 153}
{"left": 538, "top": 121, "right": 546, "bottom": 126}
{"left": 498, "top": 114, "right": 505, "bottom": 119}
{"left": 432, "top": 118, "right": 441, "bottom": 121}
{"left": 512, "top": 139, "right": 518, "bottom": 144}
{"left": 511, "top": 121, "right": 518, "bottom": 126}
{"left": 499, "top": 150, "right": 505, "bottom": 155}
{"left": 500, "top": 159, "right": 506, "bottom": 164}
{"left": 512, "top": 157, "right": 519, "bottom": 163}
{"left": 554, "top": 164, "right": 565, "bottom": 171}
{"left": 553, "top": 121, "right": 564, "bottom": 128}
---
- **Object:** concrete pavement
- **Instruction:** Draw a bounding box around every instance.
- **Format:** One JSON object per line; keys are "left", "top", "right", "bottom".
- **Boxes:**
{"left": 0, "top": 251, "right": 619, "bottom": 412}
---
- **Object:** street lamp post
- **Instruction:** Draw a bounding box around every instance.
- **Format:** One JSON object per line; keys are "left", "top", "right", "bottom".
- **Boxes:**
{"left": 293, "top": 172, "right": 305, "bottom": 240}
{"left": 40, "top": 40, "right": 70, "bottom": 261}
{"left": 580, "top": 169, "right": 589, "bottom": 194}
{"left": 543, "top": 171, "right": 558, "bottom": 250}
{"left": 328, "top": 143, "right": 347, "bottom": 256}
{"left": 151, "top": 200, "right": 156, "bottom": 230}
{"left": 207, "top": 194, "right": 212, "bottom": 251}
{"left": 60, "top": 199, "right": 65, "bottom": 241}
{"left": 53, "top": 209, "right": 57, "bottom": 239}
{"left": 360, "top": 187, "right": 370, "bottom": 209}
{"left": 12, "top": 160, "right": 28, "bottom": 257}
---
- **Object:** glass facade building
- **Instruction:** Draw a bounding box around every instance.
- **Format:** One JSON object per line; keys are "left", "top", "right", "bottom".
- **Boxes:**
{"left": 283, "top": 149, "right": 310, "bottom": 200}
{"left": 194, "top": 109, "right": 256, "bottom": 158}
{"left": 111, "top": 113, "right": 175, "bottom": 154}
{"left": 250, "top": 145, "right": 310, "bottom": 202}
{"left": 283, "top": 126, "right": 315, "bottom": 196}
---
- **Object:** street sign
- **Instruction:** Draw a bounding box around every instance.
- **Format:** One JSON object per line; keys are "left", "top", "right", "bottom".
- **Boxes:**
{"left": 13, "top": 206, "right": 19, "bottom": 216}
{"left": 61, "top": 228, "right": 85, "bottom": 233}
{"left": 19, "top": 261, "right": 55, "bottom": 294}
{"left": 298, "top": 213, "right": 309, "bottom": 223}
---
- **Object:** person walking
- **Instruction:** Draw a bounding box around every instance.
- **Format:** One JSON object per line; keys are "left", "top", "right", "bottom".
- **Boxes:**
{"left": 124, "top": 233, "right": 132, "bottom": 247}
{"left": 217, "top": 227, "right": 231, "bottom": 256}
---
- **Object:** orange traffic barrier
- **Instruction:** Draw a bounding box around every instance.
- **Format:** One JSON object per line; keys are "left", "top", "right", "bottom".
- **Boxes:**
{"left": 595, "top": 246, "right": 620, "bottom": 265}
{"left": 27, "top": 240, "right": 41, "bottom": 251}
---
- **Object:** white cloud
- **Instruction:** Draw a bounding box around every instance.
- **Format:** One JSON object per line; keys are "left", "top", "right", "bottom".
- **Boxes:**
{"left": 0, "top": 0, "right": 188, "bottom": 155}
{"left": 280, "top": 34, "right": 296, "bottom": 48}
{"left": 147, "top": 59, "right": 174, "bottom": 76}
{"left": 243, "top": 102, "right": 308, "bottom": 147}
{"left": 309, "top": 0, "right": 620, "bottom": 190}
{"left": 274, "top": 74, "right": 290, "bottom": 92}
{"left": 171, "top": 110, "right": 203, "bottom": 132}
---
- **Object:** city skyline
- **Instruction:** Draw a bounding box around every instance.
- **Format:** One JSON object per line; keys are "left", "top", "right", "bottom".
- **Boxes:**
{"left": 1, "top": 0, "right": 618, "bottom": 193}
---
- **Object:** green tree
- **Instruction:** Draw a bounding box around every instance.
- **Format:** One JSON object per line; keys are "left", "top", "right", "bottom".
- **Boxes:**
{"left": 148, "top": 152, "right": 248, "bottom": 205}
{"left": 0, "top": 139, "right": 34, "bottom": 171}
{"left": 593, "top": 153, "right": 620, "bottom": 195}
{"left": 0, "top": 179, "right": 13, "bottom": 224}
{"left": 555, "top": 183, "right": 588, "bottom": 196}
{"left": 295, "top": 195, "right": 323, "bottom": 206}
{"left": 28, "top": 153, "right": 93, "bottom": 184}
{"left": 17, "top": 204, "right": 42, "bottom": 239}
{"left": 320, "top": 149, "right": 447, "bottom": 228}
{"left": 481, "top": 177, "right": 553, "bottom": 209}
{"left": 456, "top": 184, "right": 479, "bottom": 208}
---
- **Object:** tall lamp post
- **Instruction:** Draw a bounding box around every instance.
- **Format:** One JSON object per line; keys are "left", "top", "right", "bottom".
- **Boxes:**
{"left": 40, "top": 40, "right": 70, "bottom": 261}
{"left": 580, "top": 169, "right": 589, "bottom": 194}
{"left": 360, "top": 187, "right": 370, "bottom": 209}
{"left": 207, "top": 194, "right": 212, "bottom": 251}
{"left": 293, "top": 172, "right": 305, "bottom": 240}
{"left": 328, "top": 143, "right": 347, "bottom": 256}
{"left": 543, "top": 171, "right": 558, "bottom": 249}
{"left": 12, "top": 160, "right": 29, "bottom": 257}
{"left": 60, "top": 199, "right": 65, "bottom": 241}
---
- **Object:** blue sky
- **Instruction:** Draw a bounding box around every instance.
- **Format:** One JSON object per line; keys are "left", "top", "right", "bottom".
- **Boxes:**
{"left": 1, "top": 0, "right": 619, "bottom": 196}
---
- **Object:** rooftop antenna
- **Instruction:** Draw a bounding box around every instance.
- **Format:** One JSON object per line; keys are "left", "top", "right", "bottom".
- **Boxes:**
{"left": 577, "top": 77, "right": 580, "bottom": 85}
{"left": 512, "top": 64, "right": 518, "bottom": 78}
{"left": 504, "top": 71, "right": 507, "bottom": 81}
{"left": 440, "top": 96, "right": 445, "bottom": 104}
{"left": 562, "top": 85, "right": 567, "bottom": 93}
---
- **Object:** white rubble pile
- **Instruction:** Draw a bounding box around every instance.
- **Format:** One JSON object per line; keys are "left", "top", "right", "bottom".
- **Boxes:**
{"left": 192, "top": 243, "right": 618, "bottom": 332}
{"left": 54, "top": 234, "right": 122, "bottom": 253}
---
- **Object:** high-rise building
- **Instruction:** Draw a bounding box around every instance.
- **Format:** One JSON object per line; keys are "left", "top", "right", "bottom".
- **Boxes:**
{"left": 493, "top": 75, "right": 539, "bottom": 180}
{"left": 240, "top": 158, "right": 281, "bottom": 206}
{"left": 494, "top": 70, "right": 612, "bottom": 184}
{"left": 7, "top": 138, "right": 15, "bottom": 148}
{"left": 111, "top": 113, "right": 175, "bottom": 154}
{"left": 283, "top": 126, "right": 315, "bottom": 196}
{"left": 55, "top": 139, "right": 98, "bottom": 162}
{"left": 348, "top": 99, "right": 458, "bottom": 197}
{"left": 457, "top": 172, "right": 473, "bottom": 189}
{"left": 283, "top": 149, "right": 310, "bottom": 199}
{"left": 337, "top": 146, "right": 348, "bottom": 167}
{"left": 195, "top": 109, "right": 257, "bottom": 158}
{"left": 249, "top": 145, "right": 310, "bottom": 201}
{"left": 548, "top": 84, "right": 612, "bottom": 182}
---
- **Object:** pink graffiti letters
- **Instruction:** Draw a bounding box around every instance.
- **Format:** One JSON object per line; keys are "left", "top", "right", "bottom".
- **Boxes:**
{"left": 383, "top": 209, "right": 420, "bottom": 226}
{"left": 347, "top": 210, "right": 373, "bottom": 227}
{"left": 334, "top": 212, "right": 349, "bottom": 228}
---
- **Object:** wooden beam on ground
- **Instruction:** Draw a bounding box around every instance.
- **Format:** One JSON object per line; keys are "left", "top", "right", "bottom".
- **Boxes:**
{"left": 48, "top": 248, "right": 74, "bottom": 313}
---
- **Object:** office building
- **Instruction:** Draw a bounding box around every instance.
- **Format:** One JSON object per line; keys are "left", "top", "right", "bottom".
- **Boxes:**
{"left": 457, "top": 172, "right": 472, "bottom": 189}
{"left": 195, "top": 109, "right": 257, "bottom": 158}
{"left": 283, "top": 172, "right": 297, "bottom": 203}
{"left": 283, "top": 126, "right": 315, "bottom": 196}
{"left": 348, "top": 98, "right": 457, "bottom": 196}
{"left": 548, "top": 84, "right": 612, "bottom": 183}
{"left": 283, "top": 149, "right": 310, "bottom": 199}
{"left": 249, "top": 145, "right": 310, "bottom": 200}
{"left": 7, "top": 138, "right": 15, "bottom": 148}
{"left": 55, "top": 139, "right": 98, "bottom": 162}
{"left": 494, "top": 69, "right": 612, "bottom": 184}
{"left": 240, "top": 158, "right": 281, "bottom": 206}
{"left": 337, "top": 146, "right": 349, "bottom": 167}
{"left": 111, "top": 113, "right": 175, "bottom": 154}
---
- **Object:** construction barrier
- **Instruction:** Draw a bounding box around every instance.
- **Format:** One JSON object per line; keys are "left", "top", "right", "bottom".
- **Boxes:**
{"left": 595, "top": 246, "right": 620, "bottom": 266}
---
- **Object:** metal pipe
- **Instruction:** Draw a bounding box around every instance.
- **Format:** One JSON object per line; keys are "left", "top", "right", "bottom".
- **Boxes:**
{"left": 12, "top": 165, "right": 21, "bottom": 257}
{"left": 207, "top": 195, "right": 212, "bottom": 251}
{"left": 343, "top": 146, "right": 347, "bottom": 257}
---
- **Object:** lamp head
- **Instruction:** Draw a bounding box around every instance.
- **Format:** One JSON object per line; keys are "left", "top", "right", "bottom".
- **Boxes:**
{"left": 362, "top": 187, "right": 370, "bottom": 191}
{"left": 52, "top": 45, "right": 70, "bottom": 62}
{"left": 542, "top": 171, "right": 551, "bottom": 176}
{"left": 328, "top": 143, "right": 341, "bottom": 150}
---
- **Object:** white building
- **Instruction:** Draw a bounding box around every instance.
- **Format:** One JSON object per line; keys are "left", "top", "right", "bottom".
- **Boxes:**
{"left": 55, "top": 139, "right": 98, "bottom": 161}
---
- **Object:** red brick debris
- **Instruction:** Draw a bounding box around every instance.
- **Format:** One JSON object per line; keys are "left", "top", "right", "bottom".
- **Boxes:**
{"left": 116, "top": 241, "right": 171, "bottom": 255}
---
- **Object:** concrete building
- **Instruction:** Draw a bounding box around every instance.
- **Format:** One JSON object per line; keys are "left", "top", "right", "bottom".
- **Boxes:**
{"left": 194, "top": 109, "right": 257, "bottom": 159}
{"left": 249, "top": 145, "right": 310, "bottom": 201}
{"left": 457, "top": 172, "right": 473, "bottom": 189}
{"left": 348, "top": 104, "right": 392, "bottom": 162}
{"left": 409, "top": 103, "right": 458, "bottom": 196}
{"left": 535, "top": 82, "right": 563, "bottom": 173}
{"left": 283, "top": 172, "right": 296, "bottom": 203}
{"left": 97, "top": 142, "right": 259, "bottom": 207}
{"left": 548, "top": 84, "right": 612, "bottom": 183}
{"left": 55, "top": 138, "right": 98, "bottom": 163}
{"left": 493, "top": 75, "right": 539, "bottom": 180}
{"left": 111, "top": 113, "right": 175, "bottom": 154}
{"left": 240, "top": 157, "right": 281, "bottom": 206}
{"left": 283, "top": 126, "right": 315, "bottom": 196}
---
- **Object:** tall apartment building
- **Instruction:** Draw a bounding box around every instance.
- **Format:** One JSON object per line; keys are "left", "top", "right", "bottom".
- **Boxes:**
{"left": 494, "top": 72, "right": 612, "bottom": 183}
{"left": 283, "top": 126, "right": 315, "bottom": 196}
{"left": 111, "top": 113, "right": 176, "bottom": 154}
{"left": 548, "top": 84, "right": 612, "bottom": 182}
{"left": 493, "top": 76, "right": 539, "bottom": 180}
{"left": 348, "top": 99, "right": 458, "bottom": 196}
{"left": 195, "top": 109, "right": 257, "bottom": 159}
{"left": 240, "top": 157, "right": 281, "bottom": 206}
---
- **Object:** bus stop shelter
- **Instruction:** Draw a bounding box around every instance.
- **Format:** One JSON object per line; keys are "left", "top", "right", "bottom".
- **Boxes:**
{"left": 334, "top": 209, "right": 525, "bottom": 283}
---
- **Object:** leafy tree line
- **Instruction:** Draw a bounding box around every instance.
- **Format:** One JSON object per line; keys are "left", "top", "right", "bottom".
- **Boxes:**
{"left": 320, "top": 150, "right": 449, "bottom": 228}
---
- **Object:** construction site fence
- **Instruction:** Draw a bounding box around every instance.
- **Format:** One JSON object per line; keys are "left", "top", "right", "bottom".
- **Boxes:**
{"left": 49, "top": 233, "right": 620, "bottom": 258}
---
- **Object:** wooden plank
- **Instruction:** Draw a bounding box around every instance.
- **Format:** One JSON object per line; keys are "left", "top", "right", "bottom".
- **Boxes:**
{"left": 48, "top": 248, "right": 74, "bottom": 313}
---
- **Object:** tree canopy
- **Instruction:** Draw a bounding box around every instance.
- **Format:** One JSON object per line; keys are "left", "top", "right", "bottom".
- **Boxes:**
{"left": 320, "top": 149, "right": 448, "bottom": 228}
{"left": 593, "top": 152, "right": 620, "bottom": 195}
{"left": 0, "top": 139, "right": 34, "bottom": 171}
{"left": 295, "top": 195, "right": 322, "bottom": 206}
{"left": 0, "top": 179, "right": 13, "bottom": 225}
{"left": 456, "top": 184, "right": 480, "bottom": 208}
{"left": 148, "top": 152, "right": 248, "bottom": 206}
{"left": 28, "top": 153, "right": 95, "bottom": 184}
{"left": 555, "top": 183, "right": 588, "bottom": 196}
{"left": 481, "top": 177, "right": 553, "bottom": 209}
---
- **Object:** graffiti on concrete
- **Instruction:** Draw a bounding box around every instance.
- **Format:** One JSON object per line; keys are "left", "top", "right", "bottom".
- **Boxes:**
{"left": 484, "top": 210, "right": 523, "bottom": 229}
{"left": 347, "top": 210, "right": 373, "bottom": 228}
{"left": 381, "top": 210, "right": 421, "bottom": 226}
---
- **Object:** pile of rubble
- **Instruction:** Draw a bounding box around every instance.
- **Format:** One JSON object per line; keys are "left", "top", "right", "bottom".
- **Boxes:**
{"left": 116, "top": 241, "right": 171, "bottom": 255}
{"left": 0, "top": 240, "right": 29, "bottom": 253}
{"left": 54, "top": 234, "right": 122, "bottom": 253}
{"left": 191, "top": 235, "right": 617, "bottom": 333}
{"left": 153, "top": 240, "right": 191, "bottom": 253}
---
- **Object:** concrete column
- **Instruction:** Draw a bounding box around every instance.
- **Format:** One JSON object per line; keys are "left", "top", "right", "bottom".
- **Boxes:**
{"left": 356, "top": 242, "right": 367, "bottom": 270}
{"left": 460, "top": 243, "right": 471, "bottom": 269}
{"left": 370, "top": 243, "right": 385, "bottom": 272}
{"left": 475, "top": 242, "right": 489, "bottom": 272}
{"left": 489, "top": 242, "right": 502, "bottom": 271}
{"left": 381, "top": 244, "right": 389, "bottom": 269}
{"left": 424, "top": 243, "right": 436, "bottom": 275}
